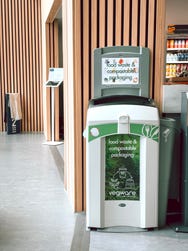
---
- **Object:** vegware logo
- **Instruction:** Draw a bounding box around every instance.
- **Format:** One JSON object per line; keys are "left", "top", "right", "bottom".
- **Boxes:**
{"left": 109, "top": 190, "right": 137, "bottom": 198}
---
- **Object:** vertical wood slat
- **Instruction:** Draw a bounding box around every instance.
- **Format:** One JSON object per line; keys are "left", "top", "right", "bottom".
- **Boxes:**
{"left": 37, "top": 0, "right": 43, "bottom": 131}
{"left": 6, "top": 0, "right": 11, "bottom": 93}
{"left": 99, "top": 0, "right": 106, "bottom": 47}
{"left": 139, "top": 0, "right": 147, "bottom": 47}
{"left": 21, "top": 0, "right": 27, "bottom": 131}
{"left": 29, "top": 0, "right": 34, "bottom": 131}
{"left": 83, "top": 0, "right": 90, "bottom": 211}
{"left": 15, "top": 0, "right": 21, "bottom": 95}
{"left": 18, "top": 0, "right": 24, "bottom": 130}
{"left": 23, "top": 0, "right": 28, "bottom": 131}
{"left": 123, "top": 0, "right": 131, "bottom": 45}
{"left": 25, "top": 0, "right": 31, "bottom": 131}
{"left": 31, "top": 0, "right": 37, "bottom": 131}
{"left": 115, "top": 0, "right": 122, "bottom": 45}
{"left": 107, "top": 0, "right": 114, "bottom": 46}
{"left": 12, "top": 0, "right": 17, "bottom": 92}
{"left": 0, "top": 0, "right": 42, "bottom": 132}
{"left": 0, "top": 0, "right": 5, "bottom": 130}
{"left": 73, "top": 0, "right": 83, "bottom": 211}
{"left": 8, "top": 0, "right": 14, "bottom": 92}
{"left": 91, "top": 0, "right": 98, "bottom": 97}
{"left": 154, "top": 0, "right": 166, "bottom": 110}
{"left": 131, "top": 0, "right": 139, "bottom": 46}
{"left": 148, "top": 0, "right": 155, "bottom": 98}
{"left": 35, "top": 0, "right": 43, "bottom": 132}
{"left": 83, "top": 0, "right": 89, "bottom": 131}
{"left": 0, "top": 0, "right": 3, "bottom": 131}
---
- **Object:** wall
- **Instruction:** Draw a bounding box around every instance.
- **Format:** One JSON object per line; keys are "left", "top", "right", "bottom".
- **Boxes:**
{"left": 62, "top": 0, "right": 76, "bottom": 210}
{"left": 41, "top": 0, "right": 166, "bottom": 212}
{"left": 0, "top": 0, "right": 43, "bottom": 132}
{"left": 41, "top": 0, "right": 62, "bottom": 138}
{"left": 41, "top": 0, "right": 55, "bottom": 137}
{"left": 68, "top": 0, "right": 166, "bottom": 211}
{"left": 166, "top": 0, "right": 188, "bottom": 26}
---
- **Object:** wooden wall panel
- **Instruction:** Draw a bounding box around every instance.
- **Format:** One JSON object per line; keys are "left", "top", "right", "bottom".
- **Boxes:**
{"left": 0, "top": 0, "right": 42, "bottom": 132}
{"left": 71, "top": 0, "right": 166, "bottom": 211}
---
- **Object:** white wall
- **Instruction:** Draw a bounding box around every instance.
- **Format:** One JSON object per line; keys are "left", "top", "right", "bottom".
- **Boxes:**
{"left": 41, "top": 0, "right": 54, "bottom": 137}
{"left": 166, "top": 0, "right": 188, "bottom": 26}
{"left": 41, "top": 0, "right": 56, "bottom": 81}
{"left": 62, "top": 0, "right": 76, "bottom": 211}
{"left": 41, "top": 0, "right": 61, "bottom": 137}
{"left": 41, "top": 0, "right": 76, "bottom": 211}
{"left": 41, "top": 0, "right": 55, "bottom": 21}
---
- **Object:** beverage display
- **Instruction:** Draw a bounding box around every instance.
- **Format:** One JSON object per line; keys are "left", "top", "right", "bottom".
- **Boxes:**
{"left": 166, "top": 63, "right": 188, "bottom": 78}
{"left": 167, "top": 39, "right": 187, "bottom": 49}
{"left": 166, "top": 37, "right": 188, "bottom": 80}
{"left": 166, "top": 52, "right": 188, "bottom": 62}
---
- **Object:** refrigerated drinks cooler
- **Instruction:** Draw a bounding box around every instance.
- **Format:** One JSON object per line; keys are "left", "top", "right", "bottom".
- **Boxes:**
{"left": 86, "top": 46, "right": 159, "bottom": 230}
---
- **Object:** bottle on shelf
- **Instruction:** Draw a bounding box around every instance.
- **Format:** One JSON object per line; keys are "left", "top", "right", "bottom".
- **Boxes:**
{"left": 182, "top": 39, "right": 185, "bottom": 48}
{"left": 174, "top": 40, "right": 178, "bottom": 48}
{"left": 166, "top": 64, "right": 170, "bottom": 78}
{"left": 170, "top": 39, "right": 174, "bottom": 48}
{"left": 178, "top": 40, "right": 182, "bottom": 48}
{"left": 186, "top": 39, "right": 188, "bottom": 48}
{"left": 167, "top": 40, "right": 170, "bottom": 48}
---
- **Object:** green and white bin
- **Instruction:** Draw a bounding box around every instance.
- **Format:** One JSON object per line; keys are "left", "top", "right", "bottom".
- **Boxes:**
{"left": 85, "top": 95, "right": 160, "bottom": 230}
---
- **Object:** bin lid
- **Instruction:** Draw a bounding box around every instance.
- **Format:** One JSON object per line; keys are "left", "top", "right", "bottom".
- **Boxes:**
{"left": 160, "top": 117, "right": 181, "bottom": 131}
{"left": 89, "top": 95, "right": 156, "bottom": 107}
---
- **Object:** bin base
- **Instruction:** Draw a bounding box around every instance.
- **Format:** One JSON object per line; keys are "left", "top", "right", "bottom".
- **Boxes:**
{"left": 175, "top": 225, "right": 188, "bottom": 233}
{"left": 89, "top": 226, "right": 151, "bottom": 233}
{"left": 43, "top": 141, "right": 64, "bottom": 146}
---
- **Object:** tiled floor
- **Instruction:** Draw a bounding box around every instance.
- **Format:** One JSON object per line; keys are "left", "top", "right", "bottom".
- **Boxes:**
{"left": 0, "top": 133, "right": 75, "bottom": 251}
{"left": 0, "top": 132, "right": 188, "bottom": 251}
{"left": 89, "top": 226, "right": 188, "bottom": 251}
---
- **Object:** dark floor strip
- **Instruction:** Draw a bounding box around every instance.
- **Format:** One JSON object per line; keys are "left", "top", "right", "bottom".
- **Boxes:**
{"left": 70, "top": 213, "right": 90, "bottom": 251}
{"left": 49, "top": 145, "right": 64, "bottom": 182}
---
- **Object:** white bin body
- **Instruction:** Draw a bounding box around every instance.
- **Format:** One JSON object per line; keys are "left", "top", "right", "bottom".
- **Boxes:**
{"left": 86, "top": 104, "right": 159, "bottom": 229}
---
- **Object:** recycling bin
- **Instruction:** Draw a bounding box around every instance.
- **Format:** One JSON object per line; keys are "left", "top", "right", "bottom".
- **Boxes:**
{"left": 158, "top": 117, "right": 180, "bottom": 227}
{"left": 86, "top": 95, "right": 160, "bottom": 229}
{"left": 175, "top": 92, "right": 188, "bottom": 232}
